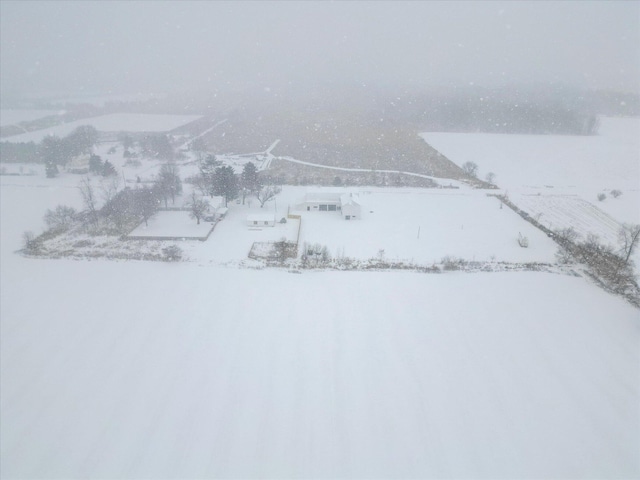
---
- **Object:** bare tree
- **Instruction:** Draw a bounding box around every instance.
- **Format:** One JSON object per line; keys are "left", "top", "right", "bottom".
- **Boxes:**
{"left": 462, "top": 161, "right": 478, "bottom": 177}
{"left": 189, "top": 192, "right": 209, "bottom": 225}
{"left": 256, "top": 185, "right": 282, "bottom": 208}
{"left": 485, "top": 172, "right": 496, "bottom": 185}
{"left": 44, "top": 205, "right": 77, "bottom": 230}
{"left": 22, "top": 231, "right": 37, "bottom": 251}
{"left": 619, "top": 224, "right": 640, "bottom": 266}
{"left": 100, "top": 176, "right": 121, "bottom": 205}
{"left": 155, "top": 163, "right": 182, "bottom": 207}
{"left": 78, "top": 176, "right": 99, "bottom": 226}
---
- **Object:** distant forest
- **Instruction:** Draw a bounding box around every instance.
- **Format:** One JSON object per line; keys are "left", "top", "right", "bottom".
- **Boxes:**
{"left": 376, "top": 85, "right": 639, "bottom": 135}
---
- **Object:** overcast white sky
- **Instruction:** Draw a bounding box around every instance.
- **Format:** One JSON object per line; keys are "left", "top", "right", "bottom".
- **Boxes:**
{"left": 1, "top": 0, "right": 639, "bottom": 99}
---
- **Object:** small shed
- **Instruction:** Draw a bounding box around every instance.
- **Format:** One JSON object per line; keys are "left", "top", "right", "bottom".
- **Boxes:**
{"left": 340, "top": 193, "right": 361, "bottom": 220}
{"left": 247, "top": 213, "right": 275, "bottom": 227}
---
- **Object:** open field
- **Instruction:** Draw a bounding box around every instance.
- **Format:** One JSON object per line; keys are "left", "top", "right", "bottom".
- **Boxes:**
{"left": 196, "top": 110, "right": 475, "bottom": 185}
{"left": 421, "top": 117, "right": 640, "bottom": 192}
{"left": 421, "top": 116, "right": 640, "bottom": 265}
{"left": 1, "top": 191, "right": 638, "bottom": 478}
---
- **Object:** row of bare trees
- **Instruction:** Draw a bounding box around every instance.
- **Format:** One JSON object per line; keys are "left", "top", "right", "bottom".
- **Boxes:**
{"left": 556, "top": 224, "right": 640, "bottom": 305}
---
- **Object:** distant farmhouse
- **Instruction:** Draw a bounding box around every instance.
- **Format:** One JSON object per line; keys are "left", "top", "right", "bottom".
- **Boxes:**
{"left": 66, "top": 154, "right": 90, "bottom": 174}
{"left": 295, "top": 192, "right": 362, "bottom": 220}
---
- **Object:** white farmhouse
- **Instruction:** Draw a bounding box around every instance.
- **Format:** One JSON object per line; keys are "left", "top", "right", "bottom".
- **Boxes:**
{"left": 67, "top": 154, "right": 91, "bottom": 174}
{"left": 247, "top": 213, "right": 276, "bottom": 227}
{"left": 295, "top": 192, "right": 362, "bottom": 220}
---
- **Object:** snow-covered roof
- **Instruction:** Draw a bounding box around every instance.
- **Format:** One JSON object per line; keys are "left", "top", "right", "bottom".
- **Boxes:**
{"left": 210, "top": 196, "right": 225, "bottom": 209}
{"left": 302, "top": 192, "right": 343, "bottom": 203}
{"left": 340, "top": 193, "right": 360, "bottom": 206}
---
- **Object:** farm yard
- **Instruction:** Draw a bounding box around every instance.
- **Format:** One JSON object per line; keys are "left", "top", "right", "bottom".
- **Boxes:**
{"left": 284, "top": 188, "right": 556, "bottom": 265}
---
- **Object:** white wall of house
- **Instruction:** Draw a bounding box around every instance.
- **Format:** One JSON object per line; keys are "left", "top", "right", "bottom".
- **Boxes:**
{"left": 247, "top": 214, "right": 275, "bottom": 227}
{"left": 342, "top": 202, "right": 361, "bottom": 219}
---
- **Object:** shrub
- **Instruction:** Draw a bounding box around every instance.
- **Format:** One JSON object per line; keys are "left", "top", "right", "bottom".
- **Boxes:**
{"left": 597, "top": 193, "right": 606, "bottom": 201}
{"left": 517, "top": 232, "right": 529, "bottom": 248}
{"left": 22, "top": 231, "right": 40, "bottom": 252}
{"left": 44, "top": 205, "right": 77, "bottom": 230}
{"left": 441, "top": 256, "right": 466, "bottom": 271}
{"left": 162, "top": 245, "right": 183, "bottom": 261}
{"left": 611, "top": 189, "right": 623, "bottom": 198}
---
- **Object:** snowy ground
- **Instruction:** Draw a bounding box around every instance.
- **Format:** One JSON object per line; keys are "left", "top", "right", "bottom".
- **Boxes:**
{"left": 422, "top": 116, "right": 640, "bottom": 266}
{"left": 127, "top": 211, "right": 215, "bottom": 240}
{"left": 290, "top": 188, "right": 556, "bottom": 264}
{"left": 2, "top": 173, "right": 639, "bottom": 478}
{"left": 2, "top": 113, "right": 203, "bottom": 143}
{"left": 421, "top": 117, "right": 639, "bottom": 193}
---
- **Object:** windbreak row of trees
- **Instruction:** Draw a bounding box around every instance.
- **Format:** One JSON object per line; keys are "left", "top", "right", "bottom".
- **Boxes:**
{"left": 407, "top": 96, "right": 601, "bottom": 135}
{"left": 0, "top": 125, "right": 99, "bottom": 168}
{"left": 1, "top": 129, "right": 177, "bottom": 171}
{"left": 191, "top": 157, "right": 279, "bottom": 208}
{"left": 369, "top": 85, "right": 632, "bottom": 135}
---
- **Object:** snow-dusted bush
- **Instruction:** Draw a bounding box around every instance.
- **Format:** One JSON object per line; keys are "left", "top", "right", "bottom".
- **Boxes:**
{"left": 518, "top": 232, "right": 529, "bottom": 248}
{"left": 161, "top": 245, "right": 183, "bottom": 262}
{"left": 44, "top": 205, "right": 77, "bottom": 231}
{"left": 611, "top": 189, "right": 623, "bottom": 198}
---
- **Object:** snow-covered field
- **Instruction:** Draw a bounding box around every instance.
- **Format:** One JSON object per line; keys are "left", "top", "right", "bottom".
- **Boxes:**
{"left": 290, "top": 188, "right": 556, "bottom": 264}
{"left": 2, "top": 113, "right": 203, "bottom": 143}
{"left": 1, "top": 170, "right": 639, "bottom": 478}
{"left": 515, "top": 194, "right": 622, "bottom": 245}
{"left": 422, "top": 116, "right": 640, "bottom": 266}
{"left": 421, "top": 117, "right": 640, "bottom": 193}
{"left": 0, "top": 109, "right": 64, "bottom": 127}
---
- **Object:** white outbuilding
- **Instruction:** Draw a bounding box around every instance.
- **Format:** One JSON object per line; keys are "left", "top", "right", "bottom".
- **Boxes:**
{"left": 294, "top": 192, "right": 362, "bottom": 220}
{"left": 340, "top": 193, "right": 361, "bottom": 220}
{"left": 247, "top": 213, "right": 275, "bottom": 227}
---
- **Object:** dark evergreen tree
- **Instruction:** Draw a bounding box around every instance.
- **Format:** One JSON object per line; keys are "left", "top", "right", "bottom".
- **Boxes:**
{"left": 102, "top": 160, "right": 117, "bottom": 177}
{"left": 89, "top": 154, "right": 104, "bottom": 174}
{"left": 212, "top": 166, "right": 239, "bottom": 206}
{"left": 198, "top": 155, "right": 221, "bottom": 197}
{"left": 240, "top": 162, "right": 261, "bottom": 204}
{"left": 45, "top": 160, "right": 59, "bottom": 178}
{"left": 40, "top": 136, "right": 67, "bottom": 171}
